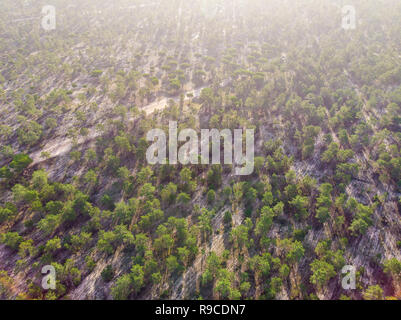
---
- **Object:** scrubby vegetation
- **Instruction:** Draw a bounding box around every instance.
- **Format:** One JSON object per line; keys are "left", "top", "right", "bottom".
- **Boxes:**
{"left": 0, "top": 0, "right": 401, "bottom": 300}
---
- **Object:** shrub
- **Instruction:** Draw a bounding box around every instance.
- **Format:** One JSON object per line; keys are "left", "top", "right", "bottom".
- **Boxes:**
{"left": 101, "top": 265, "right": 114, "bottom": 282}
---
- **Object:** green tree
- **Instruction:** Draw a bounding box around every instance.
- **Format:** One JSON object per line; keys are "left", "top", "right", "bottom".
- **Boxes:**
{"left": 9, "top": 154, "right": 33, "bottom": 174}
{"left": 383, "top": 258, "right": 401, "bottom": 278}
{"left": 310, "top": 259, "right": 336, "bottom": 287}
{"left": 166, "top": 255, "right": 179, "bottom": 274}
{"left": 101, "top": 265, "right": 114, "bottom": 282}
{"left": 31, "top": 170, "right": 48, "bottom": 191}
{"left": 111, "top": 274, "right": 132, "bottom": 300}
{"left": 131, "top": 264, "right": 144, "bottom": 294}
{"left": 17, "top": 121, "right": 42, "bottom": 146}
{"left": 44, "top": 237, "right": 61, "bottom": 256}
{"left": 363, "top": 285, "right": 384, "bottom": 300}
{"left": 0, "top": 232, "right": 23, "bottom": 251}
{"left": 207, "top": 165, "right": 222, "bottom": 190}
{"left": 160, "top": 183, "right": 177, "bottom": 205}
{"left": 289, "top": 195, "right": 309, "bottom": 220}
